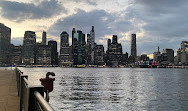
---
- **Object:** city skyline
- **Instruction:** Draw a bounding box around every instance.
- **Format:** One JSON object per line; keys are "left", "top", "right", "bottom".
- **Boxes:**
{"left": 0, "top": 0, "right": 188, "bottom": 56}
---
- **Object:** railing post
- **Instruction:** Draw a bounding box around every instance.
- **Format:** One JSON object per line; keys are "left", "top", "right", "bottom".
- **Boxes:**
{"left": 28, "top": 86, "right": 44, "bottom": 111}
{"left": 20, "top": 75, "right": 28, "bottom": 111}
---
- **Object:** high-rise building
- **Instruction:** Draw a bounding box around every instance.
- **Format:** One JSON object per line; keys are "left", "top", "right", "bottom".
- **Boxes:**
{"left": 59, "top": 31, "right": 73, "bottom": 67}
{"left": 72, "top": 28, "right": 76, "bottom": 51}
{"left": 106, "top": 35, "right": 123, "bottom": 67}
{"left": 181, "top": 41, "right": 188, "bottom": 64}
{"left": 35, "top": 45, "right": 51, "bottom": 65}
{"left": 162, "top": 48, "right": 174, "bottom": 63}
{"left": 22, "top": 31, "right": 36, "bottom": 65}
{"left": 42, "top": 31, "right": 46, "bottom": 45}
{"left": 130, "top": 34, "right": 137, "bottom": 61}
{"left": 153, "top": 46, "right": 161, "bottom": 61}
{"left": 122, "top": 52, "right": 129, "bottom": 65}
{"left": 0, "top": 23, "right": 11, "bottom": 66}
{"left": 94, "top": 44, "right": 105, "bottom": 65}
{"left": 48, "top": 40, "right": 58, "bottom": 66}
{"left": 87, "top": 26, "right": 95, "bottom": 65}
{"left": 10, "top": 44, "right": 22, "bottom": 66}
{"left": 86, "top": 34, "right": 91, "bottom": 65}
{"left": 73, "top": 30, "right": 86, "bottom": 65}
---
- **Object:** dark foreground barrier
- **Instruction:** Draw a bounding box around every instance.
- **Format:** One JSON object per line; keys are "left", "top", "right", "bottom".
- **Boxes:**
{"left": 16, "top": 68, "right": 54, "bottom": 111}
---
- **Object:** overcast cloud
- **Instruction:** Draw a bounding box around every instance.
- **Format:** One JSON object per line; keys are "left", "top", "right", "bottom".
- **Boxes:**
{"left": 0, "top": 0, "right": 188, "bottom": 55}
{"left": 0, "top": 0, "right": 66, "bottom": 22}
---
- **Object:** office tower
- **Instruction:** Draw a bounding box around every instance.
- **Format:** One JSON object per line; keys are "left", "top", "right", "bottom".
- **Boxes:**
{"left": 107, "top": 39, "right": 111, "bottom": 46}
{"left": 174, "top": 48, "right": 182, "bottom": 65}
{"left": 72, "top": 28, "right": 76, "bottom": 51}
{"left": 90, "top": 26, "right": 95, "bottom": 49}
{"left": 0, "top": 23, "right": 11, "bottom": 66}
{"left": 22, "top": 31, "right": 36, "bottom": 65}
{"left": 181, "top": 41, "right": 188, "bottom": 64}
{"left": 106, "top": 35, "right": 123, "bottom": 67}
{"left": 42, "top": 31, "right": 46, "bottom": 45}
{"left": 48, "top": 40, "right": 58, "bottom": 66}
{"left": 153, "top": 46, "right": 161, "bottom": 61}
{"left": 59, "top": 31, "right": 73, "bottom": 67}
{"left": 122, "top": 52, "right": 129, "bottom": 65}
{"left": 94, "top": 44, "right": 105, "bottom": 65}
{"left": 177, "top": 48, "right": 181, "bottom": 62}
{"left": 10, "top": 44, "right": 22, "bottom": 66}
{"left": 112, "top": 35, "right": 117, "bottom": 44}
{"left": 131, "top": 34, "right": 137, "bottom": 60}
{"left": 35, "top": 45, "right": 51, "bottom": 65}
{"left": 163, "top": 48, "right": 174, "bottom": 63}
{"left": 86, "top": 34, "right": 92, "bottom": 65}
{"left": 73, "top": 30, "right": 86, "bottom": 65}
{"left": 87, "top": 26, "right": 95, "bottom": 65}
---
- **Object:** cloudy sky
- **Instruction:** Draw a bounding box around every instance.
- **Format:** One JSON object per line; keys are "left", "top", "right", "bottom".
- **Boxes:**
{"left": 0, "top": 0, "right": 188, "bottom": 57}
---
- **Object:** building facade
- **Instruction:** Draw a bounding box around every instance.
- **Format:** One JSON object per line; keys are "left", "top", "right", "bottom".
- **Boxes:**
{"left": 130, "top": 34, "right": 137, "bottom": 61}
{"left": 48, "top": 40, "right": 58, "bottom": 66}
{"left": 59, "top": 32, "right": 73, "bottom": 67}
{"left": 106, "top": 35, "right": 123, "bottom": 67}
{"left": 10, "top": 44, "right": 22, "bottom": 66}
{"left": 35, "top": 45, "right": 51, "bottom": 65}
{"left": 42, "top": 31, "right": 46, "bottom": 45}
{"left": 0, "top": 23, "right": 11, "bottom": 66}
{"left": 94, "top": 44, "right": 105, "bottom": 65}
{"left": 181, "top": 41, "right": 188, "bottom": 65}
{"left": 73, "top": 30, "right": 86, "bottom": 65}
{"left": 22, "top": 31, "right": 36, "bottom": 65}
{"left": 162, "top": 48, "right": 174, "bottom": 63}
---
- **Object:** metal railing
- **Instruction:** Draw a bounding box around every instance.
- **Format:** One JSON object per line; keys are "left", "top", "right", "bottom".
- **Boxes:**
{"left": 16, "top": 68, "right": 55, "bottom": 111}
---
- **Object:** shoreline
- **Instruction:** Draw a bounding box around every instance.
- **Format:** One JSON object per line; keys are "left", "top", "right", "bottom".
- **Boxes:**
{"left": 1, "top": 66, "right": 188, "bottom": 69}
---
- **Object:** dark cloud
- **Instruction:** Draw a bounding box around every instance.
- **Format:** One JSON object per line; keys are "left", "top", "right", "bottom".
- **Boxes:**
{"left": 67, "top": 0, "right": 97, "bottom": 5}
{"left": 128, "top": 0, "right": 188, "bottom": 38}
{"left": 122, "top": 0, "right": 188, "bottom": 54}
{"left": 48, "top": 9, "right": 133, "bottom": 42}
{"left": 0, "top": 0, "right": 66, "bottom": 22}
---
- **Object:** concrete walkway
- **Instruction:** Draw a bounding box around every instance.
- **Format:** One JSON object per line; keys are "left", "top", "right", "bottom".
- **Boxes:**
{"left": 0, "top": 69, "right": 19, "bottom": 111}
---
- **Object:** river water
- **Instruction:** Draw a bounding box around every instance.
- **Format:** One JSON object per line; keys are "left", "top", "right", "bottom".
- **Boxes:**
{"left": 18, "top": 67, "right": 188, "bottom": 111}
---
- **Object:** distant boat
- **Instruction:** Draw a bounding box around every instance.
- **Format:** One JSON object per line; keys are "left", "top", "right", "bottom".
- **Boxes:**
{"left": 76, "top": 64, "right": 86, "bottom": 68}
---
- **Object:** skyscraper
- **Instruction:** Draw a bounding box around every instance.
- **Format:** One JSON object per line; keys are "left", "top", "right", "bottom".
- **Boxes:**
{"left": 0, "top": 23, "right": 11, "bottom": 66}
{"left": 72, "top": 28, "right": 76, "bottom": 51}
{"left": 106, "top": 35, "right": 123, "bottom": 67}
{"left": 42, "top": 31, "right": 46, "bottom": 45}
{"left": 48, "top": 40, "right": 58, "bottom": 66}
{"left": 35, "top": 45, "right": 51, "bottom": 65}
{"left": 162, "top": 48, "right": 174, "bottom": 63}
{"left": 94, "top": 44, "right": 105, "bottom": 65}
{"left": 130, "top": 34, "right": 137, "bottom": 60}
{"left": 10, "top": 44, "right": 22, "bottom": 66}
{"left": 181, "top": 41, "right": 188, "bottom": 64}
{"left": 153, "top": 46, "right": 161, "bottom": 61}
{"left": 59, "top": 31, "right": 73, "bottom": 67}
{"left": 73, "top": 30, "right": 86, "bottom": 65}
{"left": 22, "top": 31, "right": 36, "bottom": 65}
{"left": 90, "top": 26, "right": 95, "bottom": 64}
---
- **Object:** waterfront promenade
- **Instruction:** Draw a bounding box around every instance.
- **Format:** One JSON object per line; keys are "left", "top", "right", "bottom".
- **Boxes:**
{"left": 0, "top": 69, "right": 19, "bottom": 111}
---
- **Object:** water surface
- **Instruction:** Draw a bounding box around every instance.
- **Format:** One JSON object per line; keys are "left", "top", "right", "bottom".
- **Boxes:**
{"left": 19, "top": 68, "right": 188, "bottom": 111}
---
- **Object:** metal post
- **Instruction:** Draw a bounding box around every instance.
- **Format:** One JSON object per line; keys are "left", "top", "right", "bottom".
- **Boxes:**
{"left": 20, "top": 75, "right": 28, "bottom": 111}
{"left": 28, "top": 85, "right": 44, "bottom": 111}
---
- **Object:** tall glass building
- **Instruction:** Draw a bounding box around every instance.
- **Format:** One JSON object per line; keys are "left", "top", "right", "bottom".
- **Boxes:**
{"left": 73, "top": 30, "right": 86, "bottom": 65}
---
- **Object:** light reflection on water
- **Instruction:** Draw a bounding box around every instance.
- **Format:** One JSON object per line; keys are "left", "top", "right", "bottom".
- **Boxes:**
{"left": 18, "top": 67, "right": 188, "bottom": 111}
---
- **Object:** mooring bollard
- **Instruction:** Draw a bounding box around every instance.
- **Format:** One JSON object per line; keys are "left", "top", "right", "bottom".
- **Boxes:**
{"left": 40, "top": 72, "right": 55, "bottom": 102}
